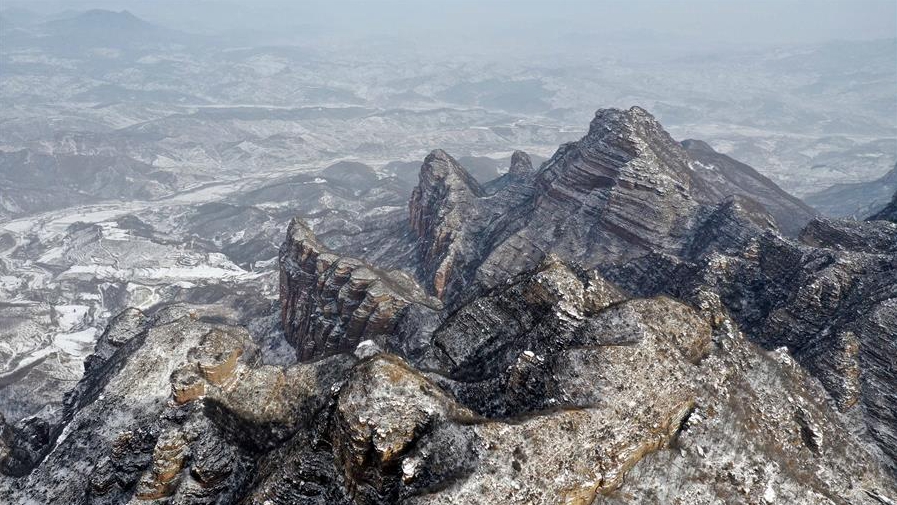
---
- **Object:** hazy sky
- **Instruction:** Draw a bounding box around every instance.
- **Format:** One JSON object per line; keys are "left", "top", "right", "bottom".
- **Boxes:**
{"left": 5, "top": 0, "right": 897, "bottom": 57}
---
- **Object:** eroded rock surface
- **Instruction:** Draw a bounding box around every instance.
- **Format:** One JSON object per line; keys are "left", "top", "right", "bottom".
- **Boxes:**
{"left": 611, "top": 210, "right": 897, "bottom": 476}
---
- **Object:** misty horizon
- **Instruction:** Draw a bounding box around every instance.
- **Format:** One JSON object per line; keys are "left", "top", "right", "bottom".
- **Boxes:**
{"left": 4, "top": 0, "right": 896, "bottom": 59}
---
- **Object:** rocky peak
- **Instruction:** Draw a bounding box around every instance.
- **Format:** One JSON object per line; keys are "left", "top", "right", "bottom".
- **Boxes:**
{"left": 409, "top": 150, "right": 486, "bottom": 299}
{"left": 508, "top": 149, "right": 534, "bottom": 177}
{"left": 577, "top": 106, "right": 694, "bottom": 188}
{"left": 469, "top": 107, "right": 700, "bottom": 289}
{"left": 412, "top": 150, "right": 483, "bottom": 202}
{"left": 402, "top": 106, "right": 813, "bottom": 307}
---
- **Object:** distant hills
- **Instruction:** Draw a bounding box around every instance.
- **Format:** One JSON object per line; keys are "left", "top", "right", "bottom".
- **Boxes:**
{"left": 805, "top": 164, "right": 897, "bottom": 219}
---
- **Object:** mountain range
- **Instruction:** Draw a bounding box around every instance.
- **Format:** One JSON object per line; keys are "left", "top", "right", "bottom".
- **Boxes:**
{"left": 2, "top": 107, "right": 895, "bottom": 504}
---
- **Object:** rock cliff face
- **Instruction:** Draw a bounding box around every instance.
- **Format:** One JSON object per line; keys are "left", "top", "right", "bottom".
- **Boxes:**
{"left": 279, "top": 218, "right": 440, "bottom": 361}
{"left": 610, "top": 215, "right": 897, "bottom": 475}
{"left": 408, "top": 149, "right": 487, "bottom": 300}
{"left": 5, "top": 107, "right": 896, "bottom": 504}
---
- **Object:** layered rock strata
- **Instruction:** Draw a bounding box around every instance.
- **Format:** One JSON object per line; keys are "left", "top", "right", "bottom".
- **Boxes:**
{"left": 280, "top": 218, "right": 440, "bottom": 361}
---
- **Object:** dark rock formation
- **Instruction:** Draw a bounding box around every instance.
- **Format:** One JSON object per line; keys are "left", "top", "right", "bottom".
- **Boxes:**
{"left": 279, "top": 218, "right": 440, "bottom": 361}
{"left": 800, "top": 217, "right": 897, "bottom": 253}
{"left": 610, "top": 214, "right": 897, "bottom": 475}
{"left": 6, "top": 265, "right": 893, "bottom": 504}
{"left": 276, "top": 107, "right": 897, "bottom": 482}
{"left": 408, "top": 149, "right": 487, "bottom": 300}
{"left": 507, "top": 149, "right": 534, "bottom": 177}
{"left": 483, "top": 150, "right": 536, "bottom": 194}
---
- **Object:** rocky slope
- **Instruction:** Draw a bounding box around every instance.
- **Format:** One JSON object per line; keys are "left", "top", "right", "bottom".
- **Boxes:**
{"left": 4, "top": 260, "right": 894, "bottom": 504}
{"left": 3, "top": 107, "right": 896, "bottom": 504}
{"left": 681, "top": 139, "right": 818, "bottom": 236}
{"left": 868, "top": 190, "right": 897, "bottom": 223}
{"left": 610, "top": 215, "right": 897, "bottom": 475}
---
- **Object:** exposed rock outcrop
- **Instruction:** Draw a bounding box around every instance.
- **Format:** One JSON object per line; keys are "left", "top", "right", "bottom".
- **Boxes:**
{"left": 473, "top": 107, "right": 701, "bottom": 288}
{"left": 396, "top": 107, "right": 820, "bottom": 308}
{"left": 408, "top": 149, "right": 487, "bottom": 300}
{"left": 280, "top": 218, "right": 440, "bottom": 361}
{"left": 610, "top": 213, "right": 897, "bottom": 475}
{"left": 11, "top": 260, "right": 892, "bottom": 504}
{"left": 800, "top": 217, "right": 897, "bottom": 253}
{"left": 2, "top": 305, "right": 355, "bottom": 503}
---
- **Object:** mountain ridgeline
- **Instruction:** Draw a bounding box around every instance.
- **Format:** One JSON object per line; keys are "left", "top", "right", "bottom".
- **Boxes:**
{"left": 3, "top": 107, "right": 896, "bottom": 505}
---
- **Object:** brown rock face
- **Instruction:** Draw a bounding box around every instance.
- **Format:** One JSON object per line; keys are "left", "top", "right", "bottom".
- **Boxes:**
{"left": 279, "top": 218, "right": 440, "bottom": 361}
{"left": 409, "top": 149, "right": 486, "bottom": 299}
{"left": 135, "top": 430, "right": 188, "bottom": 500}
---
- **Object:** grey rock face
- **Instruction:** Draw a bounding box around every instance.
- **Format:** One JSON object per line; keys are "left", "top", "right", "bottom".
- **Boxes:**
{"left": 508, "top": 149, "right": 534, "bottom": 178}
{"left": 408, "top": 149, "right": 487, "bottom": 300}
{"left": 279, "top": 218, "right": 440, "bottom": 361}
{"left": 800, "top": 217, "right": 897, "bottom": 253}
{"left": 610, "top": 215, "right": 897, "bottom": 476}
{"left": 472, "top": 107, "right": 701, "bottom": 290}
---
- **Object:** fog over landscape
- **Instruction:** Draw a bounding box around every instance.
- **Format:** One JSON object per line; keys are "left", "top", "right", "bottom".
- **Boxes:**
{"left": 1, "top": 1, "right": 896, "bottom": 504}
